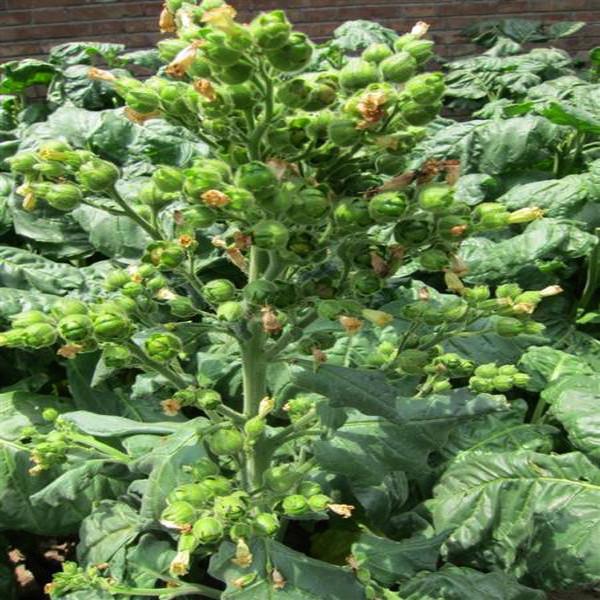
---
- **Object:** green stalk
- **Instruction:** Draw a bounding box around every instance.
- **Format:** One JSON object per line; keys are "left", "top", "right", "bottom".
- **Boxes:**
{"left": 127, "top": 342, "right": 191, "bottom": 389}
{"left": 110, "top": 584, "right": 221, "bottom": 598}
{"left": 109, "top": 189, "right": 161, "bottom": 240}
{"left": 248, "top": 67, "right": 274, "bottom": 161}
{"left": 69, "top": 432, "right": 131, "bottom": 464}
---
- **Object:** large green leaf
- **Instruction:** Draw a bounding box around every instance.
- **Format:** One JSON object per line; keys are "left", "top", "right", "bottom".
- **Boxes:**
{"left": 209, "top": 538, "right": 366, "bottom": 599}
{"left": 77, "top": 500, "right": 142, "bottom": 580}
{"left": 139, "top": 419, "right": 209, "bottom": 520}
{"left": 48, "top": 42, "right": 125, "bottom": 67}
{"left": 428, "top": 451, "right": 600, "bottom": 589}
{"left": 352, "top": 531, "right": 447, "bottom": 585}
{"left": 0, "top": 287, "right": 57, "bottom": 320}
{"left": 331, "top": 20, "right": 397, "bottom": 52}
{"left": 541, "top": 101, "right": 600, "bottom": 134}
{"left": 0, "top": 59, "right": 57, "bottom": 93}
{"left": 398, "top": 564, "right": 546, "bottom": 599}
{"left": 126, "top": 533, "right": 176, "bottom": 588}
{"left": 460, "top": 219, "right": 597, "bottom": 282}
{"left": 546, "top": 374, "right": 600, "bottom": 462}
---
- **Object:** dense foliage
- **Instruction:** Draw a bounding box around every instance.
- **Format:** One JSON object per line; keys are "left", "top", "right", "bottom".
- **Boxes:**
{"left": 0, "top": 3, "right": 599, "bottom": 599}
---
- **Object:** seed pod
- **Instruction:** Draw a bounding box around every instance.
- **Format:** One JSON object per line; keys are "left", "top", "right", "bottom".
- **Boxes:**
{"left": 282, "top": 494, "right": 310, "bottom": 516}
{"left": 192, "top": 516, "right": 224, "bottom": 544}
{"left": 244, "top": 280, "right": 277, "bottom": 305}
{"left": 419, "top": 249, "right": 449, "bottom": 271}
{"left": 23, "top": 323, "right": 57, "bottom": 349}
{"left": 235, "top": 161, "right": 278, "bottom": 201}
{"left": 216, "top": 300, "right": 245, "bottom": 322}
{"left": 160, "top": 501, "right": 196, "bottom": 528}
{"left": 307, "top": 494, "right": 331, "bottom": 512}
{"left": 92, "top": 312, "right": 131, "bottom": 342}
{"left": 380, "top": 51, "right": 417, "bottom": 83}
{"left": 168, "top": 483, "right": 214, "bottom": 508}
{"left": 252, "top": 220, "right": 289, "bottom": 250}
{"left": 362, "top": 43, "right": 393, "bottom": 64}
{"left": 368, "top": 191, "right": 408, "bottom": 222}
{"left": 197, "top": 389, "right": 222, "bottom": 410}
{"left": 144, "top": 332, "right": 183, "bottom": 361}
{"left": 263, "top": 464, "right": 300, "bottom": 494}
{"left": 495, "top": 317, "right": 525, "bottom": 337}
{"left": 339, "top": 59, "right": 380, "bottom": 91}
{"left": 46, "top": 184, "right": 82, "bottom": 212}
{"left": 208, "top": 428, "right": 244, "bottom": 456}
{"left": 57, "top": 315, "right": 93, "bottom": 343}
{"left": 244, "top": 416, "right": 266, "bottom": 440}
{"left": 204, "top": 279, "right": 236, "bottom": 304}
{"left": 250, "top": 10, "right": 292, "bottom": 50}
{"left": 254, "top": 512, "right": 279, "bottom": 536}
{"left": 266, "top": 32, "right": 313, "bottom": 72}
{"left": 77, "top": 159, "right": 119, "bottom": 192}
{"left": 190, "top": 458, "right": 220, "bottom": 480}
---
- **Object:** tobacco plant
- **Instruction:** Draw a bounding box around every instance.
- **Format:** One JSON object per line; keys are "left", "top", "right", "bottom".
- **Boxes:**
{"left": 0, "top": 4, "right": 599, "bottom": 600}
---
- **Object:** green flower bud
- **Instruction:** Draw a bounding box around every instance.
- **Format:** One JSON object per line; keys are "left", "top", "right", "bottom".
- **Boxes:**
{"left": 216, "top": 301, "right": 245, "bottom": 322}
{"left": 187, "top": 57, "right": 213, "bottom": 79}
{"left": 204, "top": 279, "right": 236, "bottom": 304}
{"left": 362, "top": 43, "right": 393, "bottom": 64}
{"left": 495, "top": 317, "right": 525, "bottom": 337}
{"left": 229, "top": 522, "right": 253, "bottom": 542}
{"left": 419, "top": 249, "right": 448, "bottom": 271}
{"left": 254, "top": 512, "right": 279, "bottom": 536}
{"left": 512, "top": 372, "right": 531, "bottom": 387}
{"left": 197, "top": 389, "right": 222, "bottom": 410}
{"left": 161, "top": 501, "right": 196, "bottom": 527}
{"left": 45, "top": 184, "right": 82, "bottom": 212}
{"left": 469, "top": 376, "right": 494, "bottom": 393}
{"left": 474, "top": 363, "right": 498, "bottom": 378}
{"left": 235, "top": 161, "right": 278, "bottom": 201}
{"left": 208, "top": 428, "right": 243, "bottom": 456}
{"left": 276, "top": 78, "right": 313, "bottom": 108}
{"left": 57, "top": 314, "right": 93, "bottom": 343}
{"left": 418, "top": 183, "right": 454, "bottom": 213}
{"left": 11, "top": 310, "right": 53, "bottom": 329}
{"left": 252, "top": 220, "right": 289, "bottom": 249}
{"left": 304, "top": 83, "right": 337, "bottom": 111}
{"left": 125, "top": 87, "right": 160, "bottom": 114}
{"left": 289, "top": 188, "right": 330, "bottom": 223}
{"left": 180, "top": 206, "right": 217, "bottom": 228}
{"left": 145, "top": 241, "right": 185, "bottom": 270}
{"left": 333, "top": 198, "right": 372, "bottom": 229}
{"left": 463, "top": 286, "right": 490, "bottom": 302}
{"left": 157, "top": 38, "right": 188, "bottom": 62}
{"left": 190, "top": 458, "right": 220, "bottom": 480}
{"left": 92, "top": 312, "right": 131, "bottom": 342}
{"left": 316, "top": 299, "right": 344, "bottom": 320}
{"left": 192, "top": 516, "right": 224, "bottom": 544}
{"left": 492, "top": 375, "right": 514, "bottom": 392}
{"left": 250, "top": 10, "right": 292, "bottom": 50}
{"left": 298, "top": 481, "right": 322, "bottom": 497}
{"left": 339, "top": 59, "right": 380, "bottom": 91}
{"left": 153, "top": 166, "right": 185, "bottom": 194}
{"left": 144, "top": 332, "right": 183, "bottom": 361}
{"left": 398, "top": 349, "right": 430, "bottom": 375}
{"left": 266, "top": 32, "right": 313, "bottom": 72}
{"left": 104, "top": 270, "right": 131, "bottom": 292}
{"left": 22, "top": 323, "right": 57, "bottom": 349}
{"left": 401, "top": 100, "right": 440, "bottom": 126}
{"left": 169, "top": 483, "right": 214, "bottom": 508}
{"left": 202, "top": 475, "right": 231, "bottom": 496}
{"left": 121, "top": 281, "right": 145, "bottom": 298}
{"left": 307, "top": 494, "right": 331, "bottom": 512}
{"left": 0, "top": 329, "right": 27, "bottom": 348}
{"left": 244, "top": 416, "right": 266, "bottom": 440}
{"left": 264, "top": 464, "right": 299, "bottom": 493}
{"left": 244, "top": 280, "right": 277, "bottom": 305}
{"left": 496, "top": 284, "right": 522, "bottom": 299}
{"left": 368, "top": 191, "right": 408, "bottom": 222}
{"left": 327, "top": 117, "right": 361, "bottom": 147}
{"left": 405, "top": 72, "right": 445, "bottom": 105}
{"left": 217, "top": 60, "right": 253, "bottom": 85}
{"left": 229, "top": 82, "right": 259, "bottom": 109}
{"left": 8, "top": 152, "right": 39, "bottom": 175}
{"left": 524, "top": 321, "right": 545, "bottom": 335}
{"left": 34, "top": 160, "right": 69, "bottom": 179}
{"left": 394, "top": 219, "right": 431, "bottom": 245}
{"left": 102, "top": 344, "right": 132, "bottom": 368}
{"left": 77, "top": 159, "right": 119, "bottom": 192}
{"left": 184, "top": 172, "right": 223, "bottom": 202}
{"left": 214, "top": 493, "right": 248, "bottom": 520}
{"left": 282, "top": 494, "right": 309, "bottom": 516}
{"left": 351, "top": 270, "right": 381, "bottom": 295}
{"left": 380, "top": 51, "right": 417, "bottom": 83}
{"left": 202, "top": 31, "right": 242, "bottom": 67}
{"left": 42, "top": 408, "right": 59, "bottom": 422}
{"left": 396, "top": 37, "right": 435, "bottom": 64}
{"left": 147, "top": 275, "right": 169, "bottom": 293}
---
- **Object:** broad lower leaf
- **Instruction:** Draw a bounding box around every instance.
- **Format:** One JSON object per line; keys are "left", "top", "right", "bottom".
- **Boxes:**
{"left": 352, "top": 531, "right": 447, "bottom": 585}
{"left": 126, "top": 533, "right": 176, "bottom": 588}
{"left": 428, "top": 451, "right": 600, "bottom": 589}
{"left": 62, "top": 412, "right": 181, "bottom": 437}
{"left": 209, "top": 538, "right": 366, "bottom": 599}
{"left": 398, "top": 564, "right": 546, "bottom": 599}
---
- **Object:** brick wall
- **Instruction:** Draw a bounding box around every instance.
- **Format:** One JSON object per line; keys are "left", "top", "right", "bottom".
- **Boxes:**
{"left": 1, "top": 0, "right": 599, "bottom": 64}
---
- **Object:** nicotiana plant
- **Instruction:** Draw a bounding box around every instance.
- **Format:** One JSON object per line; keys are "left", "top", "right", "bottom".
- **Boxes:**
{"left": 0, "top": 2, "right": 598, "bottom": 600}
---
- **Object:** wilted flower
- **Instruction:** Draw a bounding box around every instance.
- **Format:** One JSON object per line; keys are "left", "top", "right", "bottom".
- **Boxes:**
{"left": 232, "top": 538, "right": 253, "bottom": 568}
{"left": 159, "top": 6, "right": 177, "bottom": 33}
{"left": 271, "top": 569, "right": 286, "bottom": 590}
{"left": 166, "top": 42, "right": 202, "bottom": 78}
{"left": 161, "top": 398, "right": 182, "bottom": 417}
{"left": 202, "top": 189, "right": 230, "bottom": 208}
{"left": 339, "top": 316, "right": 363, "bottom": 335}
{"left": 201, "top": 5, "right": 237, "bottom": 33}
{"left": 328, "top": 503, "right": 355, "bottom": 518}
{"left": 507, "top": 206, "right": 544, "bottom": 224}
{"left": 194, "top": 79, "right": 217, "bottom": 102}
{"left": 169, "top": 551, "right": 190, "bottom": 577}
{"left": 411, "top": 21, "right": 430, "bottom": 37}
{"left": 361, "top": 309, "right": 393, "bottom": 327}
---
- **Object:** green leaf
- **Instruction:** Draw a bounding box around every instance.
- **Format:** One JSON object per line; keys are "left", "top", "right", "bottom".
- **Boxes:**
{"left": 209, "top": 538, "right": 366, "bottom": 599}
{"left": 498, "top": 174, "right": 592, "bottom": 218}
{"left": 0, "top": 59, "right": 57, "bottom": 93}
{"left": 428, "top": 451, "right": 600, "bottom": 589}
{"left": 139, "top": 419, "right": 209, "bottom": 520}
{"left": 332, "top": 20, "right": 398, "bottom": 52}
{"left": 0, "top": 390, "right": 70, "bottom": 441}
{"left": 518, "top": 346, "right": 595, "bottom": 391}
{"left": 77, "top": 500, "right": 142, "bottom": 580}
{"left": 0, "top": 246, "right": 84, "bottom": 295}
{"left": 126, "top": 533, "right": 176, "bottom": 588}
{"left": 547, "top": 374, "right": 600, "bottom": 462}
{"left": 398, "top": 564, "right": 546, "bottom": 599}
{"left": 352, "top": 531, "right": 447, "bottom": 585}
{"left": 0, "top": 287, "right": 58, "bottom": 319}
{"left": 62, "top": 411, "right": 181, "bottom": 437}
{"left": 541, "top": 101, "right": 600, "bottom": 134}
{"left": 48, "top": 42, "right": 125, "bottom": 67}
{"left": 460, "top": 219, "right": 598, "bottom": 282}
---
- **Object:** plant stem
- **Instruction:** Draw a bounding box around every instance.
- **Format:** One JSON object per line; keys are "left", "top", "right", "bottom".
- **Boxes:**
{"left": 578, "top": 227, "right": 600, "bottom": 311}
{"left": 109, "top": 189, "right": 161, "bottom": 240}
{"left": 69, "top": 433, "right": 131, "bottom": 464}
{"left": 530, "top": 394, "right": 548, "bottom": 424}
{"left": 110, "top": 584, "right": 221, "bottom": 598}
{"left": 248, "top": 68, "right": 274, "bottom": 161}
{"left": 127, "top": 342, "right": 191, "bottom": 389}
